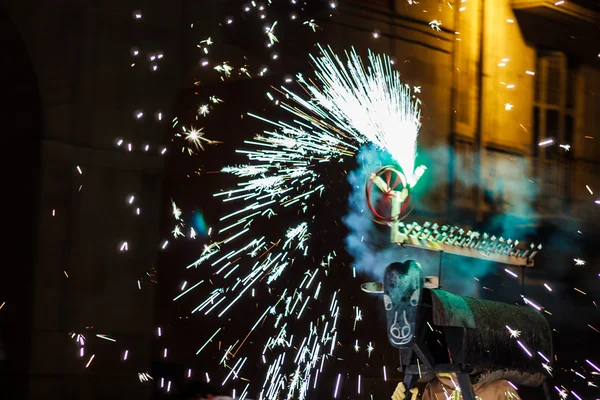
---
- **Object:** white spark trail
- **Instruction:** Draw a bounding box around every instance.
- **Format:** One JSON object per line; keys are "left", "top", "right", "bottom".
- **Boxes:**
{"left": 178, "top": 45, "right": 421, "bottom": 399}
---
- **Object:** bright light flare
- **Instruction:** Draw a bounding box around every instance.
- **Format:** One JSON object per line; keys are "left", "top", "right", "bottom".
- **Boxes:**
{"left": 179, "top": 46, "right": 423, "bottom": 400}
{"left": 299, "top": 45, "right": 422, "bottom": 180}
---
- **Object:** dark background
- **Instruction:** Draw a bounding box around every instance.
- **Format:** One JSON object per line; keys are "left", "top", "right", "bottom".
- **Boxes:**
{"left": 1, "top": 0, "right": 599, "bottom": 399}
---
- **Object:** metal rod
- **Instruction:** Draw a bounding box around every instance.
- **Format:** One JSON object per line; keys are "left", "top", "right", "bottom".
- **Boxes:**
{"left": 438, "top": 251, "right": 444, "bottom": 289}
{"left": 521, "top": 265, "right": 525, "bottom": 296}
{"left": 474, "top": 0, "right": 486, "bottom": 223}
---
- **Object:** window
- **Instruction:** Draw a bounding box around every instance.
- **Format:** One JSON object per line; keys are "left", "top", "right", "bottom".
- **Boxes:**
{"left": 532, "top": 51, "right": 577, "bottom": 151}
{"left": 532, "top": 108, "right": 540, "bottom": 157}
{"left": 532, "top": 51, "right": 577, "bottom": 204}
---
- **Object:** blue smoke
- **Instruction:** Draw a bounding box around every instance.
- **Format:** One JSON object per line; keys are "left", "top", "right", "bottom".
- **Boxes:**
{"left": 484, "top": 154, "right": 538, "bottom": 239}
{"left": 342, "top": 145, "right": 406, "bottom": 280}
{"left": 191, "top": 209, "right": 209, "bottom": 238}
{"left": 343, "top": 145, "right": 543, "bottom": 297}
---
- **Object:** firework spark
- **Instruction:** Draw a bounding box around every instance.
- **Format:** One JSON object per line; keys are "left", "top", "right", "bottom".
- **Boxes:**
{"left": 178, "top": 46, "right": 422, "bottom": 398}
{"left": 297, "top": 45, "right": 422, "bottom": 180}
{"left": 174, "top": 126, "right": 221, "bottom": 154}
{"left": 65, "top": 1, "right": 595, "bottom": 398}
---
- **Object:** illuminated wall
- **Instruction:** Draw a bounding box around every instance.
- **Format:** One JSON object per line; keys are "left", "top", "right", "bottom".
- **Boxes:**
{"left": 334, "top": 0, "right": 600, "bottom": 225}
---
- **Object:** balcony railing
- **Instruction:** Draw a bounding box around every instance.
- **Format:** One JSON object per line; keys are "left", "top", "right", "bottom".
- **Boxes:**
{"left": 511, "top": 0, "right": 599, "bottom": 23}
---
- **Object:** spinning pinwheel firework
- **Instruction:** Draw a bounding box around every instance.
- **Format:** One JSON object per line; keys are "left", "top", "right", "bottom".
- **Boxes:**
{"left": 57, "top": 2, "right": 600, "bottom": 399}
{"left": 174, "top": 45, "right": 424, "bottom": 399}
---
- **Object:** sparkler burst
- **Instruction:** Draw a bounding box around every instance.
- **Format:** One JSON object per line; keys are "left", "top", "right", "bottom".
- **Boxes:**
{"left": 57, "top": 1, "right": 597, "bottom": 398}
{"left": 175, "top": 45, "right": 422, "bottom": 398}
{"left": 299, "top": 45, "right": 422, "bottom": 181}
{"left": 176, "top": 126, "right": 222, "bottom": 155}
{"left": 188, "top": 45, "right": 421, "bottom": 281}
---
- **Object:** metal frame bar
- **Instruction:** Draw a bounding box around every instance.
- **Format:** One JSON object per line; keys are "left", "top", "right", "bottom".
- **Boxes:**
{"left": 389, "top": 196, "right": 540, "bottom": 267}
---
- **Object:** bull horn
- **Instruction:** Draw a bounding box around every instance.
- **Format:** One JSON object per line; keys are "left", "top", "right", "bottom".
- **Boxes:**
{"left": 361, "top": 282, "right": 384, "bottom": 294}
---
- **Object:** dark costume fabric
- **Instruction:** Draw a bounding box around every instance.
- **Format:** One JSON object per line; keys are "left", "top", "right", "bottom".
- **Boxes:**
{"left": 421, "top": 375, "right": 520, "bottom": 400}
{"left": 429, "top": 289, "right": 551, "bottom": 380}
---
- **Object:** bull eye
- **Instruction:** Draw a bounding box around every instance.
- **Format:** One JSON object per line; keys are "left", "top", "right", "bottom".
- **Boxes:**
{"left": 410, "top": 289, "right": 419, "bottom": 306}
{"left": 383, "top": 295, "right": 393, "bottom": 310}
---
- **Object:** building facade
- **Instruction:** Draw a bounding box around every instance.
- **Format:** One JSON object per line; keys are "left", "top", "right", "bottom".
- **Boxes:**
{"left": 1, "top": 0, "right": 598, "bottom": 399}
{"left": 331, "top": 0, "right": 600, "bottom": 225}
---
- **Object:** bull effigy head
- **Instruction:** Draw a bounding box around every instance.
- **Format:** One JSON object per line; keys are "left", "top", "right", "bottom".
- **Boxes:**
{"left": 383, "top": 260, "right": 423, "bottom": 348}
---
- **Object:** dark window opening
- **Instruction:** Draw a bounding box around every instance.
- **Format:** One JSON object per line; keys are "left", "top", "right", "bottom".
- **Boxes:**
{"left": 565, "top": 115, "right": 574, "bottom": 159}
{"left": 532, "top": 107, "right": 540, "bottom": 157}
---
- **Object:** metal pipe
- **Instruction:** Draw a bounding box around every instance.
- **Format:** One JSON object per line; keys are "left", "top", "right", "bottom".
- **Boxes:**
{"left": 449, "top": 0, "right": 462, "bottom": 209}
{"left": 475, "top": 0, "right": 486, "bottom": 222}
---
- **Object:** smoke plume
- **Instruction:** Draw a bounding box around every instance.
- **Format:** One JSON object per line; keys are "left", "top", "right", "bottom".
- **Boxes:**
{"left": 343, "top": 144, "right": 543, "bottom": 297}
